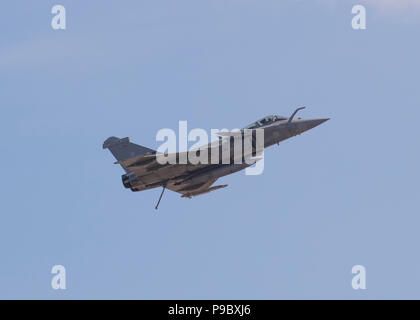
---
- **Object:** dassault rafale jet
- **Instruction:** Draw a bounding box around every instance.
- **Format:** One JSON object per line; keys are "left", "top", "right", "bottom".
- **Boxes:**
{"left": 103, "top": 107, "right": 329, "bottom": 209}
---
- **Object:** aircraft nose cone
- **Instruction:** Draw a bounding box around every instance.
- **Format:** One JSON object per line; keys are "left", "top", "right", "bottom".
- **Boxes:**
{"left": 296, "top": 118, "right": 329, "bottom": 134}
{"left": 307, "top": 118, "right": 330, "bottom": 129}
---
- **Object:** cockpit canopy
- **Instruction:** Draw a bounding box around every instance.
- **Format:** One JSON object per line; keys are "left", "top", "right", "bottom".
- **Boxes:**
{"left": 243, "top": 115, "right": 288, "bottom": 129}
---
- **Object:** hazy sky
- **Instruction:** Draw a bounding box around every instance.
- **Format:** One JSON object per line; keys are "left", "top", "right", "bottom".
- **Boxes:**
{"left": 1, "top": 0, "right": 420, "bottom": 299}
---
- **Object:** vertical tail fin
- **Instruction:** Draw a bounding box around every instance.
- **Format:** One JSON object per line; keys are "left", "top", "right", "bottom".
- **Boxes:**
{"left": 103, "top": 137, "right": 155, "bottom": 162}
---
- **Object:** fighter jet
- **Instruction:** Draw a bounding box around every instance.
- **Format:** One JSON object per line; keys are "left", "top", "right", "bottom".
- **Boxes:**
{"left": 103, "top": 107, "right": 329, "bottom": 209}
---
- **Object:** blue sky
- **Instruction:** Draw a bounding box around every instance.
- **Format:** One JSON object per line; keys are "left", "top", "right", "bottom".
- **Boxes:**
{"left": 1, "top": 0, "right": 420, "bottom": 299}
